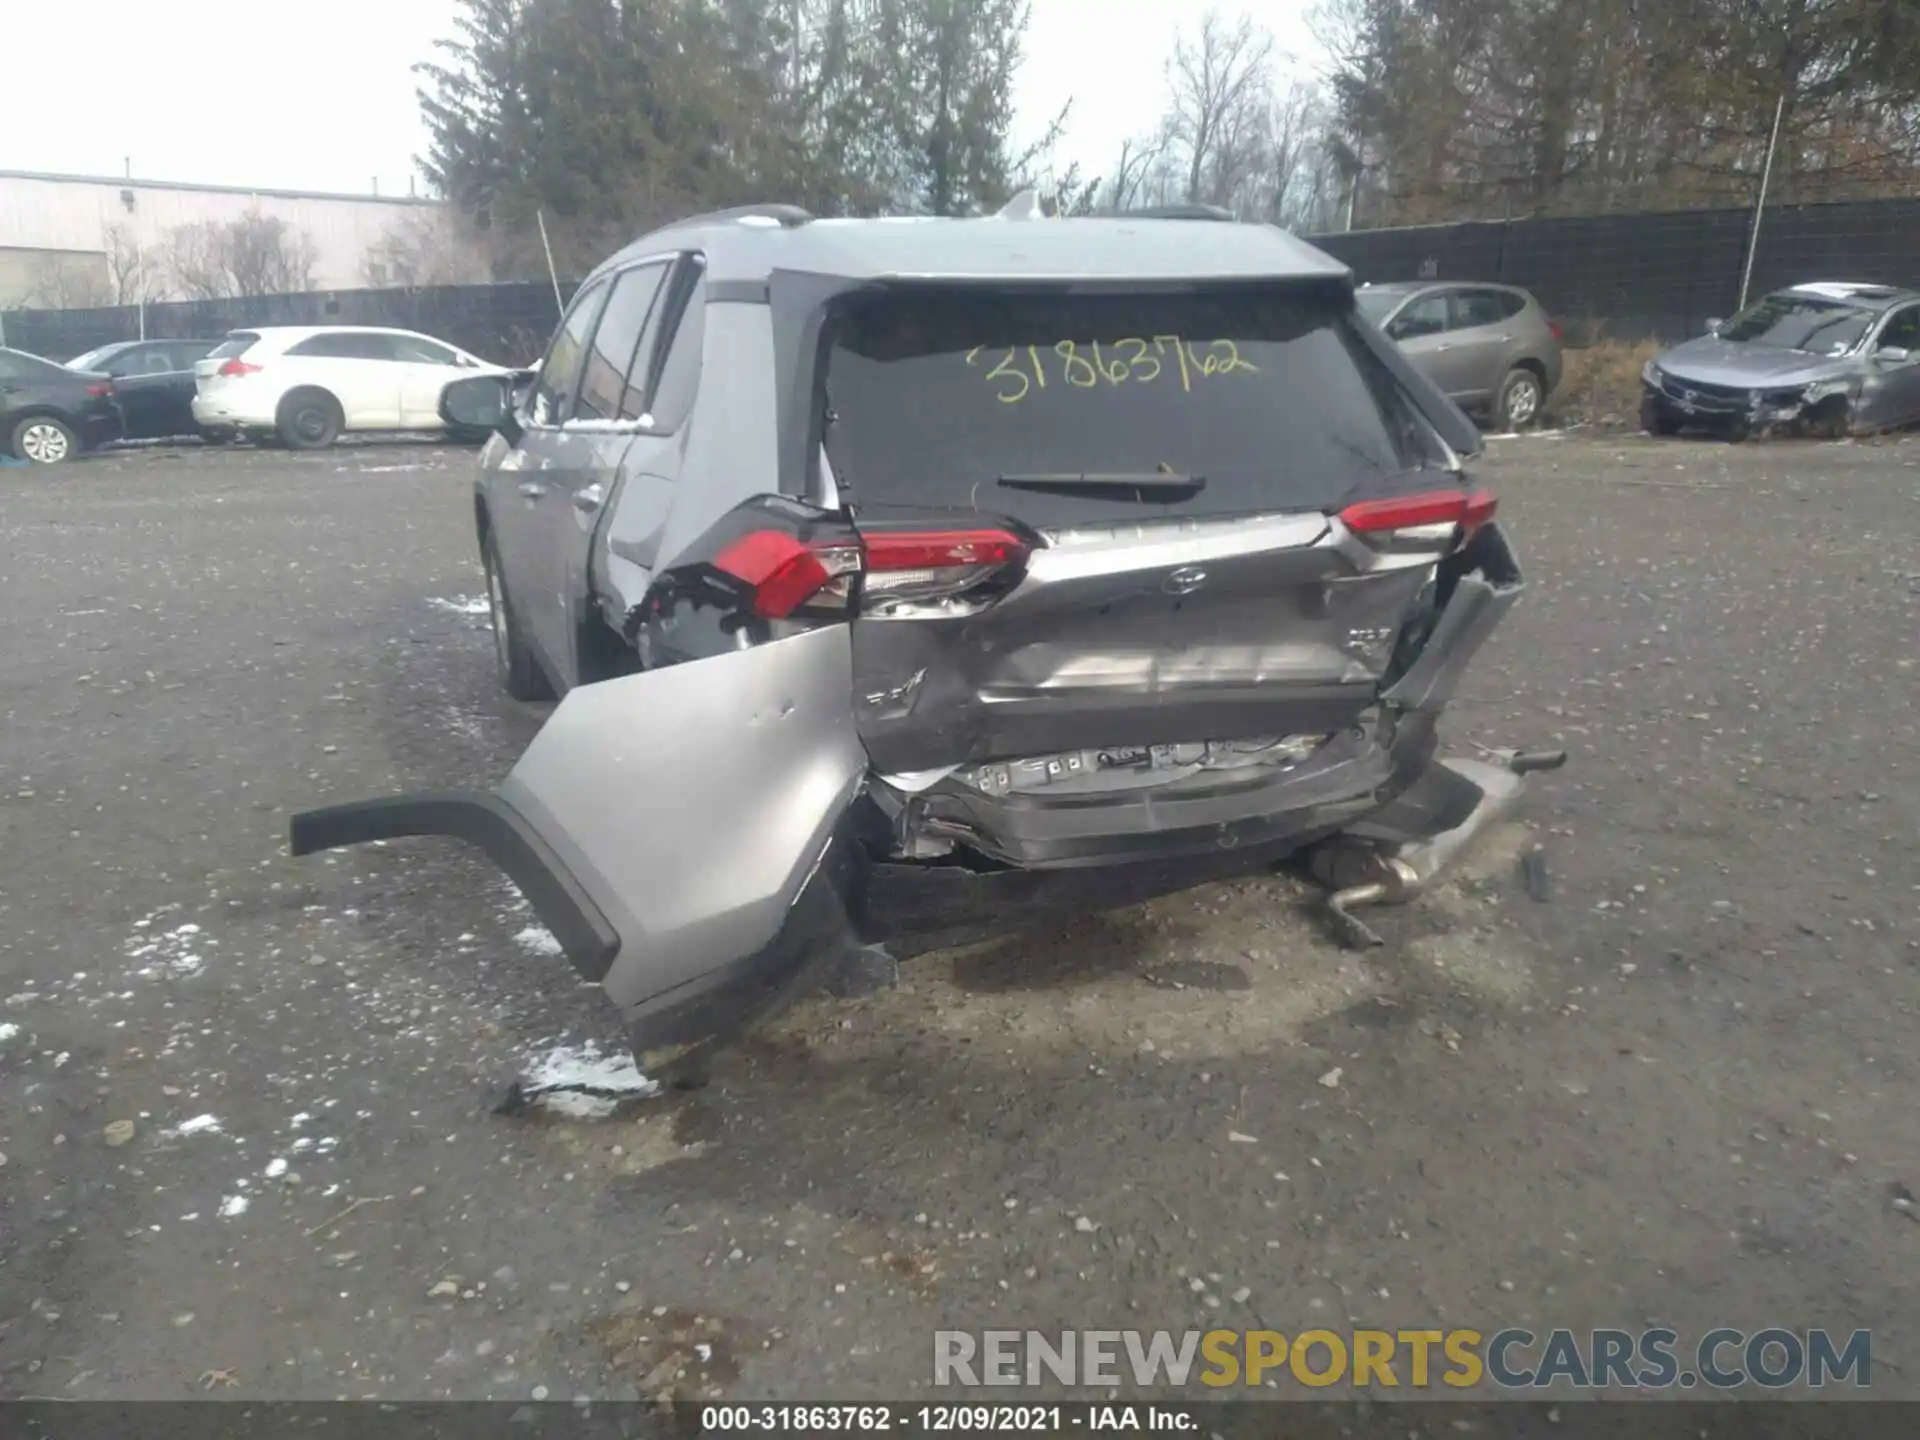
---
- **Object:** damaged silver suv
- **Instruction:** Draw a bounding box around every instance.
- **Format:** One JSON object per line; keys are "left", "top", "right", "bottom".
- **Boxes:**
{"left": 290, "top": 200, "right": 1559, "bottom": 1081}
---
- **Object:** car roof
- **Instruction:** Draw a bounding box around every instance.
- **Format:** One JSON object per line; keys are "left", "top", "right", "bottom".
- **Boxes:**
{"left": 1784, "top": 282, "right": 1916, "bottom": 309}
{"left": 591, "top": 208, "right": 1352, "bottom": 289}
{"left": 231, "top": 325, "right": 446, "bottom": 339}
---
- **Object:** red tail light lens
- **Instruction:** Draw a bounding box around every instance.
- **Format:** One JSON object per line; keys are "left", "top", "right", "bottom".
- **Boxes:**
{"left": 1548, "top": 319, "right": 1565, "bottom": 341}
{"left": 711, "top": 532, "right": 862, "bottom": 619}
{"left": 712, "top": 528, "right": 1029, "bottom": 619}
{"left": 85, "top": 381, "right": 113, "bottom": 398}
{"left": 218, "top": 358, "right": 262, "bottom": 377}
{"left": 1339, "top": 488, "right": 1497, "bottom": 547}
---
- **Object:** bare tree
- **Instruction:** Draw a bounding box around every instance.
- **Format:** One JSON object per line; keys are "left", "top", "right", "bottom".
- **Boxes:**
{"left": 362, "top": 212, "right": 492, "bottom": 288}
{"left": 1100, "top": 137, "right": 1163, "bottom": 210}
{"left": 1165, "top": 10, "right": 1274, "bottom": 206}
{"left": 162, "top": 212, "right": 318, "bottom": 300}
{"left": 224, "top": 213, "right": 316, "bottom": 297}
{"left": 25, "top": 255, "right": 112, "bottom": 310}
{"left": 102, "top": 224, "right": 164, "bottom": 304}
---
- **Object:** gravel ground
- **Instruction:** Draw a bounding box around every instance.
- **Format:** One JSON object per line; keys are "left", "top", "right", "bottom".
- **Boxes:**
{"left": 1, "top": 430, "right": 1917, "bottom": 1403}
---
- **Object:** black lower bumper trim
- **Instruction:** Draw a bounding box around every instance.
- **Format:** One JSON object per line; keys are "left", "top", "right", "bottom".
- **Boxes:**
{"left": 288, "top": 789, "right": 621, "bottom": 982}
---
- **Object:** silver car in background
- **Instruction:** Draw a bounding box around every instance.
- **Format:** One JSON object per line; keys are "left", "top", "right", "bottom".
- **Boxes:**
{"left": 1356, "top": 282, "right": 1565, "bottom": 432}
{"left": 1640, "top": 282, "right": 1920, "bottom": 439}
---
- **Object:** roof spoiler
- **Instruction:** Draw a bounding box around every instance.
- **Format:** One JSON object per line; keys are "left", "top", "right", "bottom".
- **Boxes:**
{"left": 673, "top": 203, "right": 814, "bottom": 230}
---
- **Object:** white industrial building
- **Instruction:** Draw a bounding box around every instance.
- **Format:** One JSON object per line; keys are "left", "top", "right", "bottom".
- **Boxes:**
{"left": 0, "top": 168, "right": 447, "bottom": 307}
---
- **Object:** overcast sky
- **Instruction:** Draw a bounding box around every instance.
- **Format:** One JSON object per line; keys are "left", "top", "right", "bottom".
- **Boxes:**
{"left": 0, "top": 0, "right": 1323, "bottom": 198}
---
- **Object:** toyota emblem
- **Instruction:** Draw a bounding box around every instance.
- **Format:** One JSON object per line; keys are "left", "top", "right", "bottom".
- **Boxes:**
{"left": 1162, "top": 566, "right": 1208, "bottom": 595}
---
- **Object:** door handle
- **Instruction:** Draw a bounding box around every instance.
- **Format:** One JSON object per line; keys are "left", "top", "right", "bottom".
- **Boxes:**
{"left": 517, "top": 481, "right": 548, "bottom": 499}
{"left": 572, "top": 482, "right": 606, "bottom": 513}
{"left": 1433, "top": 343, "right": 1452, "bottom": 352}
{"left": 1495, "top": 333, "right": 1514, "bottom": 342}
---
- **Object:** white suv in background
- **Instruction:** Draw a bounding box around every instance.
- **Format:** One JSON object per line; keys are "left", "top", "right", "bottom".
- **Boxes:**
{"left": 191, "top": 326, "right": 510, "bottom": 449}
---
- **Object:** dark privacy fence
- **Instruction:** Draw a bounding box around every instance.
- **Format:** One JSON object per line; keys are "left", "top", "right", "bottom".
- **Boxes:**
{"left": 1306, "top": 196, "right": 1920, "bottom": 342}
{"left": 5, "top": 197, "right": 1915, "bottom": 358}
{"left": 0, "top": 281, "right": 581, "bottom": 366}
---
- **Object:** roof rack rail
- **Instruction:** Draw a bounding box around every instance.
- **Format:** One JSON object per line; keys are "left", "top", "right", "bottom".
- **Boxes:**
{"left": 1121, "top": 203, "right": 1238, "bottom": 222}
{"left": 675, "top": 203, "right": 815, "bottom": 229}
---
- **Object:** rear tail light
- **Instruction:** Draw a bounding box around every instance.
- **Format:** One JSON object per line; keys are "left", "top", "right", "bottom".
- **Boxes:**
{"left": 217, "top": 358, "right": 262, "bottom": 377}
{"left": 1547, "top": 317, "right": 1564, "bottom": 341}
{"left": 1338, "top": 488, "right": 1496, "bottom": 549}
{"left": 712, "top": 528, "right": 1029, "bottom": 619}
{"left": 84, "top": 381, "right": 113, "bottom": 398}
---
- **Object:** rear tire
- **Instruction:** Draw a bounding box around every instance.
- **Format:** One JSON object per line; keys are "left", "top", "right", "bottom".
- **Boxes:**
{"left": 10, "top": 415, "right": 78, "bottom": 465}
{"left": 1639, "top": 395, "right": 1681, "bottom": 437}
{"left": 276, "top": 389, "right": 343, "bottom": 450}
{"left": 1495, "top": 367, "right": 1544, "bottom": 430}
{"left": 483, "top": 531, "right": 553, "bottom": 702}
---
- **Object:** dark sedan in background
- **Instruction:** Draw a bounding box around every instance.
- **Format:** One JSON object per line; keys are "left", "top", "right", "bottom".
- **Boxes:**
{"left": 0, "top": 347, "right": 122, "bottom": 465}
{"left": 65, "top": 338, "right": 225, "bottom": 444}
{"left": 1357, "top": 281, "right": 1565, "bottom": 432}
{"left": 1640, "top": 282, "right": 1920, "bottom": 439}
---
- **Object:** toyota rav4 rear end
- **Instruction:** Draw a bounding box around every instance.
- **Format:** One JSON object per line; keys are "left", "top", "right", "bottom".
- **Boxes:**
{"left": 291, "top": 209, "right": 1541, "bottom": 1081}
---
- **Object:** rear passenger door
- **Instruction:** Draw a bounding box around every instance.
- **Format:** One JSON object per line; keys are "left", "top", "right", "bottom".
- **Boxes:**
{"left": 532, "top": 256, "right": 679, "bottom": 687}
{"left": 282, "top": 333, "right": 401, "bottom": 428}
{"left": 1443, "top": 288, "right": 1523, "bottom": 404}
{"left": 104, "top": 344, "right": 192, "bottom": 439}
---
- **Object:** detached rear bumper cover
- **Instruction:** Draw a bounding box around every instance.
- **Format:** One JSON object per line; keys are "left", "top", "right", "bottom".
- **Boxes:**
{"left": 289, "top": 790, "right": 621, "bottom": 981}
{"left": 288, "top": 624, "right": 871, "bottom": 1056}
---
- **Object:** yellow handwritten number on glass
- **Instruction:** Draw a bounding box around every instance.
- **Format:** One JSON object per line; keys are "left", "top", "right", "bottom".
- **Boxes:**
{"left": 1201, "top": 340, "right": 1260, "bottom": 376}
{"left": 1054, "top": 341, "right": 1100, "bottom": 389}
{"left": 968, "top": 345, "right": 1030, "bottom": 404}
{"left": 1114, "top": 337, "right": 1159, "bottom": 384}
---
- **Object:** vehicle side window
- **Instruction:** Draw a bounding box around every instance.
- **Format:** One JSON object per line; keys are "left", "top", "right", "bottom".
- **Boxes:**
{"left": 1450, "top": 290, "right": 1510, "bottom": 330}
{"left": 645, "top": 271, "right": 707, "bottom": 433}
{"left": 391, "top": 335, "right": 460, "bottom": 365}
{"left": 530, "top": 278, "right": 611, "bottom": 428}
{"left": 1877, "top": 307, "right": 1920, "bottom": 351}
{"left": 1388, "top": 293, "right": 1449, "bottom": 340}
{"left": 287, "top": 334, "right": 354, "bottom": 359}
{"left": 1500, "top": 292, "right": 1528, "bottom": 320}
{"left": 130, "top": 347, "right": 177, "bottom": 375}
{"left": 573, "top": 261, "right": 671, "bottom": 423}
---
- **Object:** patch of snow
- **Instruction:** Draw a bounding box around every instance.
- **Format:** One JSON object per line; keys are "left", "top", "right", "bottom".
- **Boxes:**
{"left": 167, "top": 1114, "right": 223, "bottom": 1138}
{"left": 264, "top": 1158, "right": 289, "bottom": 1179}
{"left": 123, "top": 919, "right": 211, "bottom": 980}
{"left": 514, "top": 925, "right": 564, "bottom": 958}
{"left": 428, "top": 595, "right": 490, "bottom": 617}
{"left": 521, "top": 1041, "right": 660, "bottom": 1117}
{"left": 218, "top": 1195, "right": 249, "bottom": 1219}
{"left": 0, "top": 1023, "right": 19, "bottom": 1044}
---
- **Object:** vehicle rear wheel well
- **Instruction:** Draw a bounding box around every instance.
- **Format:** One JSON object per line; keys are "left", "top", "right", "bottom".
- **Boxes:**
{"left": 473, "top": 495, "right": 491, "bottom": 546}
{"left": 1513, "top": 356, "right": 1548, "bottom": 386}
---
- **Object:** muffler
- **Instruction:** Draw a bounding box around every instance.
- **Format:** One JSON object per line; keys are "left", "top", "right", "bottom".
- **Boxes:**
{"left": 1321, "top": 749, "right": 1566, "bottom": 949}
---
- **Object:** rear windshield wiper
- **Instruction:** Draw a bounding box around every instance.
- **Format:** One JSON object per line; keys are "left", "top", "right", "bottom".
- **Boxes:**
{"left": 998, "top": 470, "right": 1205, "bottom": 499}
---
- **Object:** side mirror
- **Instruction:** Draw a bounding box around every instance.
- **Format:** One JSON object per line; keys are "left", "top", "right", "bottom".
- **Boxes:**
{"left": 440, "top": 373, "right": 521, "bottom": 444}
{"left": 1704, "top": 318, "right": 1724, "bottom": 336}
{"left": 1877, "top": 346, "right": 1912, "bottom": 364}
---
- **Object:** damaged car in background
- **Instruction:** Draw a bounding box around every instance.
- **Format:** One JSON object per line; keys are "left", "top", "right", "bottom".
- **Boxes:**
{"left": 1641, "top": 282, "right": 1920, "bottom": 439}
{"left": 289, "top": 198, "right": 1564, "bottom": 1083}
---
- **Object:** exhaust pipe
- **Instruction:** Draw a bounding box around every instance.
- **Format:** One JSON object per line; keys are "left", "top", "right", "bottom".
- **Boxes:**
{"left": 1324, "top": 749, "right": 1565, "bottom": 949}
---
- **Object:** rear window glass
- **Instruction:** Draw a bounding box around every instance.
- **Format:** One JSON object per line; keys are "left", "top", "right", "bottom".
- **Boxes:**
{"left": 209, "top": 334, "right": 259, "bottom": 360}
{"left": 822, "top": 287, "right": 1448, "bottom": 526}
